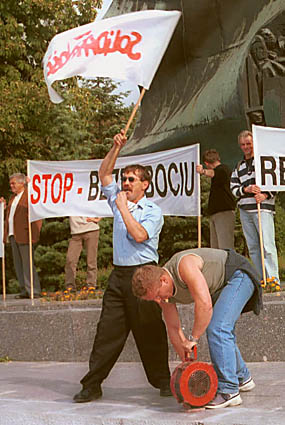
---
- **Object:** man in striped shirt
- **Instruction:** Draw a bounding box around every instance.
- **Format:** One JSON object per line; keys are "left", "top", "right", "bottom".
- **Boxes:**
{"left": 230, "top": 130, "right": 280, "bottom": 289}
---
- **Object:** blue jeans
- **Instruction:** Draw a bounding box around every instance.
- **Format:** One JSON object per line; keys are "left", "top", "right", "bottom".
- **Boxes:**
{"left": 206, "top": 270, "right": 254, "bottom": 394}
{"left": 239, "top": 209, "right": 279, "bottom": 283}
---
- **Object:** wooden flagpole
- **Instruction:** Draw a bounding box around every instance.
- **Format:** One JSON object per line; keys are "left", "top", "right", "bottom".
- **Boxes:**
{"left": 124, "top": 88, "right": 146, "bottom": 135}
{"left": 27, "top": 161, "right": 34, "bottom": 300}
{"left": 198, "top": 215, "right": 201, "bottom": 248}
{"left": 197, "top": 144, "right": 201, "bottom": 248}
{"left": 1, "top": 200, "right": 5, "bottom": 301}
{"left": 113, "top": 88, "right": 146, "bottom": 157}
{"left": 2, "top": 248, "right": 6, "bottom": 302}
{"left": 1, "top": 203, "right": 5, "bottom": 301}
{"left": 257, "top": 203, "right": 267, "bottom": 286}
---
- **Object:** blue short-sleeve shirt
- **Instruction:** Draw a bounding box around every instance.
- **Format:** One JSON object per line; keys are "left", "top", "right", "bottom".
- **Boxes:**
{"left": 101, "top": 179, "right": 163, "bottom": 266}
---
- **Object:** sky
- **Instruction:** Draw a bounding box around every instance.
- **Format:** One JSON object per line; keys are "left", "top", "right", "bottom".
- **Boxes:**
{"left": 96, "top": 0, "right": 113, "bottom": 20}
{"left": 95, "top": 0, "right": 140, "bottom": 105}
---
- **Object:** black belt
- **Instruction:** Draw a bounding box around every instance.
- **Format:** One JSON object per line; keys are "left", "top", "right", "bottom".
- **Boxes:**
{"left": 113, "top": 261, "right": 156, "bottom": 270}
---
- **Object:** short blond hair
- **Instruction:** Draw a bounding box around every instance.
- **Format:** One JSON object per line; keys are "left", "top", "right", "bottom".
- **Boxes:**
{"left": 132, "top": 265, "right": 164, "bottom": 298}
{"left": 238, "top": 130, "right": 252, "bottom": 144}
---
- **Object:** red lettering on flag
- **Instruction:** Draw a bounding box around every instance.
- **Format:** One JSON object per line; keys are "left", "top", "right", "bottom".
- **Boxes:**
{"left": 47, "top": 29, "right": 142, "bottom": 76}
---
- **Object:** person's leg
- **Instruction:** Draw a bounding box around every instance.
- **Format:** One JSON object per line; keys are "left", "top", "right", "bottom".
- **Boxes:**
{"left": 210, "top": 215, "right": 219, "bottom": 248}
{"left": 65, "top": 235, "right": 82, "bottom": 289}
{"left": 215, "top": 211, "right": 235, "bottom": 249}
{"left": 79, "top": 268, "right": 130, "bottom": 391}
{"left": 84, "top": 230, "right": 99, "bottom": 286}
{"left": 259, "top": 211, "right": 280, "bottom": 284}
{"left": 123, "top": 268, "right": 170, "bottom": 391}
{"left": 9, "top": 236, "right": 26, "bottom": 295}
{"left": 18, "top": 244, "right": 41, "bottom": 296}
{"left": 206, "top": 270, "right": 254, "bottom": 395}
{"left": 239, "top": 209, "right": 262, "bottom": 279}
{"left": 235, "top": 345, "right": 251, "bottom": 384}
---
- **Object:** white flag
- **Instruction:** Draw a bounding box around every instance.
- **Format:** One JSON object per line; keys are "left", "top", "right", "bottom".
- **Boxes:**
{"left": 43, "top": 10, "right": 181, "bottom": 103}
{"left": 28, "top": 145, "right": 199, "bottom": 222}
{"left": 253, "top": 125, "right": 285, "bottom": 191}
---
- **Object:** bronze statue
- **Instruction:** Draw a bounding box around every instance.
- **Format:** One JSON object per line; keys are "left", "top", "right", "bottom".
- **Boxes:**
{"left": 106, "top": 1, "right": 285, "bottom": 166}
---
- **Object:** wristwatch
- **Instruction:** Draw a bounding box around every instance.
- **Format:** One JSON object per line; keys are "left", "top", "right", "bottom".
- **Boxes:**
{"left": 189, "top": 335, "right": 199, "bottom": 343}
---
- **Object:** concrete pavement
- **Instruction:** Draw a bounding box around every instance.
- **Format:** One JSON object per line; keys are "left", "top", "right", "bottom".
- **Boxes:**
{"left": 0, "top": 360, "right": 284, "bottom": 425}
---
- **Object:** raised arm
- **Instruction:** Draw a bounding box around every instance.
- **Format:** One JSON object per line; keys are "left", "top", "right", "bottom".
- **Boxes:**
{"left": 98, "top": 130, "right": 127, "bottom": 187}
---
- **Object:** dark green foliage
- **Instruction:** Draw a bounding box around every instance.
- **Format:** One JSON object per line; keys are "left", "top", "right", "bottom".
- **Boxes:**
{"left": 34, "top": 217, "right": 114, "bottom": 291}
{"left": 97, "top": 218, "right": 113, "bottom": 269}
{"left": 158, "top": 176, "right": 210, "bottom": 265}
{"left": 158, "top": 216, "right": 200, "bottom": 265}
{"left": 0, "top": 0, "right": 137, "bottom": 293}
{"left": 0, "top": 0, "right": 103, "bottom": 194}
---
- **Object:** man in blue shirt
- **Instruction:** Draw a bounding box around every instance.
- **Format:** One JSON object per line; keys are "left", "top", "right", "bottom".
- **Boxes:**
{"left": 73, "top": 130, "right": 171, "bottom": 403}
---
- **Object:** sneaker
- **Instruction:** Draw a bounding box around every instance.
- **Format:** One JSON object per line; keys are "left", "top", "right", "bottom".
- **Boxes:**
{"left": 205, "top": 392, "right": 242, "bottom": 409}
{"left": 73, "top": 385, "right": 102, "bottom": 403}
{"left": 239, "top": 377, "right": 255, "bottom": 392}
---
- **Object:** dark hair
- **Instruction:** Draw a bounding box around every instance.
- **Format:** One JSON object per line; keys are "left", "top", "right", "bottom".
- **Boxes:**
{"left": 123, "top": 165, "right": 152, "bottom": 183}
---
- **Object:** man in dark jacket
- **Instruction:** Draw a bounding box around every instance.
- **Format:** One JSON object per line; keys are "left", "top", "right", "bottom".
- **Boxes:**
{"left": 1, "top": 173, "right": 42, "bottom": 298}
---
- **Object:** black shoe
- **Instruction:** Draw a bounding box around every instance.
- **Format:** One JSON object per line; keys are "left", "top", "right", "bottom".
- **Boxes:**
{"left": 160, "top": 381, "right": 172, "bottom": 397}
{"left": 73, "top": 386, "right": 102, "bottom": 403}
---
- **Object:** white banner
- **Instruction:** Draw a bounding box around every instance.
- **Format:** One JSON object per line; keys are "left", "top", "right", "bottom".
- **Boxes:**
{"left": 0, "top": 203, "right": 3, "bottom": 258}
{"left": 43, "top": 10, "right": 181, "bottom": 103}
{"left": 253, "top": 125, "right": 285, "bottom": 191}
{"left": 28, "top": 145, "right": 200, "bottom": 222}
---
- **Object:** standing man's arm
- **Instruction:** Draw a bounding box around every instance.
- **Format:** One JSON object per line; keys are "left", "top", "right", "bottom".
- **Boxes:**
{"left": 99, "top": 130, "right": 127, "bottom": 187}
{"left": 196, "top": 165, "right": 214, "bottom": 178}
{"left": 99, "top": 129, "right": 154, "bottom": 243}
{"left": 86, "top": 217, "right": 102, "bottom": 223}
{"left": 0, "top": 197, "right": 6, "bottom": 207}
{"left": 115, "top": 194, "right": 149, "bottom": 243}
{"left": 230, "top": 166, "right": 244, "bottom": 198}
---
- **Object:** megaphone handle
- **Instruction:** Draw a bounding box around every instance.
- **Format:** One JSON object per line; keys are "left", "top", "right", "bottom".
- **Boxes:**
{"left": 185, "top": 344, "right": 198, "bottom": 361}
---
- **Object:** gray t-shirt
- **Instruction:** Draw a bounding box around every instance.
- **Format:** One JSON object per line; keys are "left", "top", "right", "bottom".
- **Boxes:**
{"left": 164, "top": 248, "right": 228, "bottom": 304}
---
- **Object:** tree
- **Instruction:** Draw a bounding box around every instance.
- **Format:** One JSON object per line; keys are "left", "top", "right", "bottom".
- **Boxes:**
{"left": 0, "top": 0, "right": 139, "bottom": 292}
{"left": 0, "top": 0, "right": 103, "bottom": 194}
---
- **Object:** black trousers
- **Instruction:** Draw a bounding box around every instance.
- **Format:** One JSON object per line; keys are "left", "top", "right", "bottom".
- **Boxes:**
{"left": 81, "top": 265, "right": 170, "bottom": 390}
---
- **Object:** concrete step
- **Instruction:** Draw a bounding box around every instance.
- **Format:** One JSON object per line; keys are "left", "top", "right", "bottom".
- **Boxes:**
{"left": 0, "top": 290, "right": 284, "bottom": 362}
